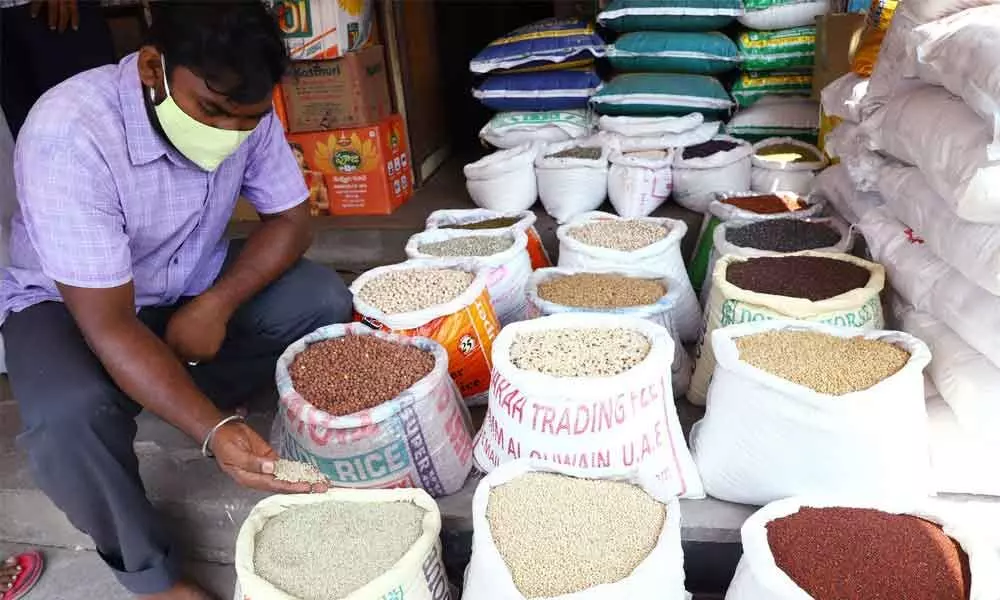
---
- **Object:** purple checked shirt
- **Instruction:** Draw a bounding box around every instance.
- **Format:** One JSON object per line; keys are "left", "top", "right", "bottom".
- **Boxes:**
{"left": 0, "top": 53, "right": 308, "bottom": 323}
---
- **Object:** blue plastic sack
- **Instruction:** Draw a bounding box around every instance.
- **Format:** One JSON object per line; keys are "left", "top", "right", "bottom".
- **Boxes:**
{"left": 473, "top": 70, "right": 603, "bottom": 112}
{"left": 470, "top": 18, "right": 606, "bottom": 75}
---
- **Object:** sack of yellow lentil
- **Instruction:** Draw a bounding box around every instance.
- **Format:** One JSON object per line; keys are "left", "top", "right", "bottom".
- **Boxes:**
{"left": 351, "top": 259, "right": 501, "bottom": 405}
{"left": 689, "top": 251, "right": 886, "bottom": 405}
{"left": 692, "top": 320, "right": 932, "bottom": 505}
{"left": 852, "top": 0, "right": 899, "bottom": 77}
{"left": 425, "top": 208, "right": 552, "bottom": 270}
{"left": 463, "top": 460, "right": 687, "bottom": 600}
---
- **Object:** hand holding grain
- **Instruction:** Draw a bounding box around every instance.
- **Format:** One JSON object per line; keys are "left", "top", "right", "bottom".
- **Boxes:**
{"left": 211, "top": 422, "right": 328, "bottom": 494}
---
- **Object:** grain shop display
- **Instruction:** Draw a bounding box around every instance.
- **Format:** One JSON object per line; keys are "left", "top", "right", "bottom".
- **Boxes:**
{"left": 536, "top": 273, "right": 667, "bottom": 309}
{"left": 509, "top": 327, "right": 652, "bottom": 377}
{"left": 355, "top": 267, "right": 475, "bottom": 315}
{"left": 723, "top": 219, "right": 842, "bottom": 252}
{"left": 426, "top": 208, "right": 552, "bottom": 269}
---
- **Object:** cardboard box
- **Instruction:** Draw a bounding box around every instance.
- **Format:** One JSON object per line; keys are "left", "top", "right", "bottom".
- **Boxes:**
{"left": 280, "top": 45, "right": 392, "bottom": 133}
{"left": 812, "top": 13, "right": 867, "bottom": 99}
{"left": 288, "top": 114, "right": 413, "bottom": 216}
{"left": 268, "top": 0, "right": 375, "bottom": 60}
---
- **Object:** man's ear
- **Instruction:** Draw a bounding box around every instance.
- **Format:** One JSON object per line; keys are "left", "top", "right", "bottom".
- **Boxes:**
{"left": 137, "top": 45, "right": 166, "bottom": 102}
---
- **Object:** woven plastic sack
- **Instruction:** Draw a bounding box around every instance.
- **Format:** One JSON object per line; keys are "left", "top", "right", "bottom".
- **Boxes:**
{"left": 820, "top": 72, "right": 869, "bottom": 123}
{"left": 351, "top": 259, "right": 500, "bottom": 404}
{"left": 525, "top": 266, "right": 693, "bottom": 396}
{"left": 599, "top": 116, "right": 720, "bottom": 152}
{"left": 927, "top": 389, "right": 1000, "bottom": 497}
{"left": 479, "top": 110, "right": 591, "bottom": 150}
{"left": 725, "top": 96, "right": 819, "bottom": 143}
{"left": 473, "top": 70, "right": 602, "bottom": 112}
{"left": 607, "top": 31, "right": 740, "bottom": 75}
{"left": 809, "top": 164, "right": 884, "bottom": 225}
{"left": 727, "top": 497, "right": 1000, "bottom": 600}
{"left": 860, "top": 7, "right": 920, "bottom": 119}
{"left": 750, "top": 137, "right": 828, "bottom": 195}
{"left": 739, "top": 0, "right": 827, "bottom": 30}
{"left": 471, "top": 313, "right": 705, "bottom": 499}
{"left": 470, "top": 18, "right": 605, "bottom": 74}
{"left": 425, "top": 209, "right": 551, "bottom": 270}
{"left": 464, "top": 144, "right": 539, "bottom": 213}
{"left": 672, "top": 135, "right": 753, "bottom": 213}
{"left": 463, "top": 460, "right": 688, "bottom": 600}
{"left": 405, "top": 229, "right": 532, "bottom": 326}
{"left": 591, "top": 73, "right": 734, "bottom": 118}
{"left": 906, "top": 0, "right": 1000, "bottom": 21}
{"left": 689, "top": 251, "right": 886, "bottom": 405}
{"left": 738, "top": 27, "right": 816, "bottom": 72}
{"left": 607, "top": 148, "right": 673, "bottom": 218}
{"left": 597, "top": 0, "right": 743, "bottom": 33}
{"left": 852, "top": 0, "right": 900, "bottom": 77}
{"left": 732, "top": 72, "right": 812, "bottom": 109}
{"left": 557, "top": 211, "right": 702, "bottom": 341}
{"left": 535, "top": 140, "right": 610, "bottom": 224}
{"left": 273, "top": 324, "right": 473, "bottom": 495}
{"left": 235, "top": 489, "right": 451, "bottom": 600}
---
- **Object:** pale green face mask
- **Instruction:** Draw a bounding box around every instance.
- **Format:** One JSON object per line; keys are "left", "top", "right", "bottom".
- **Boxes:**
{"left": 152, "top": 56, "right": 255, "bottom": 172}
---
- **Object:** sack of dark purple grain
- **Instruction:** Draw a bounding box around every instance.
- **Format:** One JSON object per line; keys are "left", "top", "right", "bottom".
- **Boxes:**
{"left": 274, "top": 323, "right": 474, "bottom": 497}
{"left": 689, "top": 252, "right": 885, "bottom": 404}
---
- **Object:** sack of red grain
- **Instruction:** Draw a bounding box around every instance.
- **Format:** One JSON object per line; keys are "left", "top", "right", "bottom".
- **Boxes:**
{"left": 351, "top": 259, "right": 500, "bottom": 405}
{"left": 426, "top": 208, "right": 552, "bottom": 270}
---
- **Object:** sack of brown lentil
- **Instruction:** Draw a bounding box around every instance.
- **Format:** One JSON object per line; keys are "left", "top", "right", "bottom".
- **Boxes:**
{"left": 750, "top": 137, "right": 828, "bottom": 196}
{"left": 607, "top": 148, "right": 673, "bottom": 219}
{"left": 692, "top": 320, "right": 932, "bottom": 504}
{"left": 472, "top": 313, "right": 705, "bottom": 499}
{"left": 425, "top": 208, "right": 552, "bottom": 270}
{"left": 273, "top": 324, "right": 473, "bottom": 496}
{"left": 727, "top": 497, "right": 1000, "bottom": 600}
{"left": 525, "top": 267, "right": 692, "bottom": 396}
{"left": 463, "top": 460, "right": 687, "bottom": 600}
{"left": 405, "top": 229, "right": 531, "bottom": 326}
{"left": 234, "top": 488, "right": 452, "bottom": 600}
{"left": 535, "top": 140, "right": 610, "bottom": 224}
{"left": 351, "top": 259, "right": 500, "bottom": 404}
{"left": 556, "top": 212, "right": 702, "bottom": 342}
{"left": 672, "top": 135, "right": 754, "bottom": 213}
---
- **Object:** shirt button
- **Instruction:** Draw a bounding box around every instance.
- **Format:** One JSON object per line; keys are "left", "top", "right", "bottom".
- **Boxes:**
{"left": 172, "top": 258, "right": 179, "bottom": 265}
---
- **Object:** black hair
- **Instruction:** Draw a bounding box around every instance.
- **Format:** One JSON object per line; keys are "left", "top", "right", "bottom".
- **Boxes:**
{"left": 147, "top": 1, "right": 289, "bottom": 105}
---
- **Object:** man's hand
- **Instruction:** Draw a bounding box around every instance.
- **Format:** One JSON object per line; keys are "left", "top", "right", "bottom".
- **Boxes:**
{"left": 31, "top": 0, "right": 78, "bottom": 32}
{"left": 210, "top": 422, "right": 328, "bottom": 494}
{"left": 165, "top": 293, "right": 231, "bottom": 363}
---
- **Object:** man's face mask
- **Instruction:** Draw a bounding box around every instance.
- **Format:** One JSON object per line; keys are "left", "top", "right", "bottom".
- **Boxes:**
{"left": 152, "top": 56, "right": 255, "bottom": 172}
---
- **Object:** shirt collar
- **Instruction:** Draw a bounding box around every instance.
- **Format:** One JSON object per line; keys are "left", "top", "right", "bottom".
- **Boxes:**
{"left": 118, "top": 53, "right": 187, "bottom": 167}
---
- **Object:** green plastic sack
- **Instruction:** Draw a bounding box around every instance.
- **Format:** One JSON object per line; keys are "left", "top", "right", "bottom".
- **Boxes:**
{"left": 738, "top": 26, "right": 816, "bottom": 72}
{"left": 598, "top": 0, "right": 743, "bottom": 32}
{"left": 608, "top": 31, "right": 740, "bottom": 75}
{"left": 591, "top": 73, "right": 734, "bottom": 117}
{"left": 731, "top": 72, "right": 812, "bottom": 108}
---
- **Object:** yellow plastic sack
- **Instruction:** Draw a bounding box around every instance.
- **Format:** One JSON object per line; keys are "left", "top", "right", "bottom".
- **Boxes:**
{"left": 851, "top": 0, "right": 899, "bottom": 77}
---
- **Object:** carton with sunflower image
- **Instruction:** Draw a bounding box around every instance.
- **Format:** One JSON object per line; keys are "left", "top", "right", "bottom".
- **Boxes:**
{"left": 269, "top": 0, "right": 374, "bottom": 60}
{"left": 287, "top": 114, "right": 413, "bottom": 216}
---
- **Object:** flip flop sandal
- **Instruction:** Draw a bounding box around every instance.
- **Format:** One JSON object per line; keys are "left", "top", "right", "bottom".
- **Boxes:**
{"left": 1, "top": 551, "right": 43, "bottom": 600}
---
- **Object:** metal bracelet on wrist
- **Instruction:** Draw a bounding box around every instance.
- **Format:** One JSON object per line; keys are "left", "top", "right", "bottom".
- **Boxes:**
{"left": 200, "top": 414, "right": 246, "bottom": 458}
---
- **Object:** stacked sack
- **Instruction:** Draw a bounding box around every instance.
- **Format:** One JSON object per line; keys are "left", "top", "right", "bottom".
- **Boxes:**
{"left": 840, "top": 0, "right": 1000, "bottom": 497}
{"left": 466, "top": 18, "right": 605, "bottom": 215}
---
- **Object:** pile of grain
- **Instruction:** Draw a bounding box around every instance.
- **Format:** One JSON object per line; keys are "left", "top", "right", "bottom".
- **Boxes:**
{"left": 510, "top": 327, "right": 650, "bottom": 377}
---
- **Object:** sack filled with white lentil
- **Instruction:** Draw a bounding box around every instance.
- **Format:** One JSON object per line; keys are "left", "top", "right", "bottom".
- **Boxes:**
{"left": 464, "top": 460, "right": 687, "bottom": 600}
{"left": 688, "top": 251, "right": 886, "bottom": 405}
{"left": 691, "top": 320, "right": 932, "bottom": 505}
{"left": 273, "top": 323, "right": 473, "bottom": 496}
{"left": 351, "top": 259, "right": 501, "bottom": 405}
{"left": 525, "top": 267, "right": 692, "bottom": 396}
{"left": 472, "top": 313, "right": 704, "bottom": 499}
{"left": 425, "top": 208, "right": 552, "bottom": 270}
{"left": 405, "top": 228, "right": 532, "bottom": 326}
{"left": 535, "top": 140, "right": 611, "bottom": 224}
{"left": 556, "top": 211, "right": 702, "bottom": 342}
{"left": 234, "top": 488, "right": 452, "bottom": 600}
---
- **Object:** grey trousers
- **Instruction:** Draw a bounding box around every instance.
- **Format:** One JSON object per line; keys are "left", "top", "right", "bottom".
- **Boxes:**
{"left": 2, "top": 257, "right": 352, "bottom": 594}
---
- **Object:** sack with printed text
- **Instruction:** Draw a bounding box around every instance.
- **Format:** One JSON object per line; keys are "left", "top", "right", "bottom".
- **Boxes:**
{"left": 689, "top": 251, "right": 886, "bottom": 405}
{"left": 607, "top": 148, "right": 673, "bottom": 218}
{"left": 692, "top": 321, "right": 931, "bottom": 504}
{"left": 472, "top": 313, "right": 705, "bottom": 499}
{"left": 351, "top": 260, "right": 500, "bottom": 404}
{"left": 739, "top": 0, "right": 827, "bottom": 30}
{"left": 480, "top": 110, "right": 592, "bottom": 149}
{"left": 535, "top": 140, "right": 610, "bottom": 224}
{"left": 725, "top": 96, "right": 819, "bottom": 143}
{"left": 464, "top": 144, "right": 540, "bottom": 213}
{"left": 426, "top": 208, "right": 551, "bottom": 270}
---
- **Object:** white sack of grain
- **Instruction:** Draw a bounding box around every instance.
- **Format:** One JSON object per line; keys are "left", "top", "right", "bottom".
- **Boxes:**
{"left": 607, "top": 148, "right": 673, "bottom": 218}
{"left": 750, "top": 138, "right": 828, "bottom": 196}
{"left": 672, "top": 136, "right": 754, "bottom": 213}
{"left": 465, "top": 143, "right": 540, "bottom": 212}
{"left": 234, "top": 489, "right": 450, "bottom": 600}
{"left": 425, "top": 208, "right": 551, "bottom": 270}
{"left": 535, "top": 140, "right": 610, "bottom": 223}
{"left": 599, "top": 115, "right": 720, "bottom": 153}
{"left": 692, "top": 320, "right": 932, "bottom": 505}
{"left": 463, "top": 460, "right": 687, "bottom": 600}
{"left": 472, "top": 313, "right": 705, "bottom": 499}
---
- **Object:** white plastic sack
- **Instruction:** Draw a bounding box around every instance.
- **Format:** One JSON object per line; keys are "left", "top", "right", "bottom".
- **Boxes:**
{"left": 693, "top": 320, "right": 932, "bottom": 505}
{"left": 672, "top": 136, "right": 753, "bottom": 213}
{"left": 600, "top": 117, "right": 720, "bottom": 153}
{"left": 425, "top": 208, "right": 552, "bottom": 270}
{"left": 463, "top": 460, "right": 688, "bottom": 600}
{"left": 607, "top": 148, "right": 673, "bottom": 218}
{"left": 535, "top": 140, "right": 610, "bottom": 224}
{"left": 598, "top": 113, "right": 703, "bottom": 138}
{"left": 273, "top": 324, "right": 474, "bottom": 496}
{"left": 860, "top": 206, "right": 1000, "bottom": 367}
{"left": 738, "top": 0, "right": 827, "bottom": 30}
{"left": 234, "top": 489, "right": 451, "bottom": 600}
{"left": 472, "top": 313, "right": 705, "bottom": 499}
{"left": 825, "top": 121, "right": 889, "bottom": 193}
{"left": 879, "top": 163, "right": 1000, "bottom": 293}
{"left": 927, "top": 392, "right": 1000, "bottom": 497}
{"left": 557, "top": 212, "right": 702, "bottom": 342}
{"left": 727, "top": 497, "right": 1000, "bottom": 600}
{"left": 862, "top": 84, "right": 1000, "bottom": 223}
{"left": 820, "top": 72, "right": 869, "bottom": 123}
{"left": 465, "top": 143, "right": 540, "bottom": 212}
{"left": 908, "top": 6, "right": 1000, "bottom": 160}
{"left": 405, "top": 229, "right": 532, "bottom": 326}
{"left": 689, "top": 251, "right": 886, "bottom": 405}
{"left": 725, "top": 96, "right": 819, "bottom": 139}
{"left": 907, "top": 0, "right": 1000, "bottom": 22}
{"left": 861, "top": 7, "right": 921, "bottom": 119}
{"left": 707, "top": 192, "right": 823, "bottom": 223}
{"left": 809, "top": 164, "right": 884, "bottom": 225}
{"left": 480, "top": 110, "right": 592, "bottom": 149}
{"left": 750, "top": 138, "right": 828, "bottom": 195}
{"left": 525, "top": 266, "right": 693, "bottom": 396}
